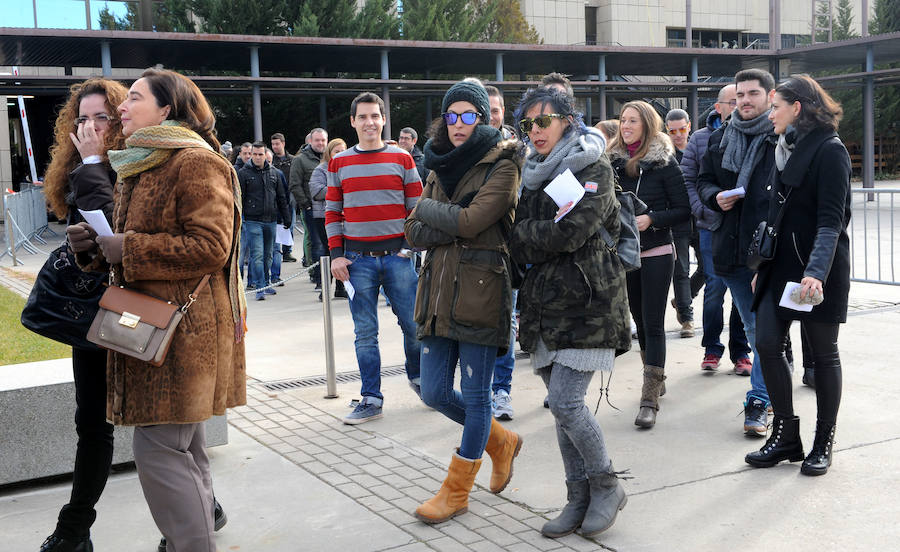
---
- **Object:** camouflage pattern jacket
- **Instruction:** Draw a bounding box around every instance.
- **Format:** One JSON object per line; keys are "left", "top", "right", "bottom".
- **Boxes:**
{"left": 511, "top": 157, "right": 632, "bottom": 356}
{"left": 405, "top": 139, "right": 521, "bottom": 350}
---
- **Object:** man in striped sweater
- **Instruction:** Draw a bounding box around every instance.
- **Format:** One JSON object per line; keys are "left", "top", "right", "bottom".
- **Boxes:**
{"left": 327, "top": 92, "right": 424, "bottom": 425}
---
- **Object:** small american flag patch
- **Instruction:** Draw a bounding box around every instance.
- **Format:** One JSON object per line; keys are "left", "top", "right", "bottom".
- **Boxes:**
{"left": 584, "top": 181, "right": 598, "bottom": 193}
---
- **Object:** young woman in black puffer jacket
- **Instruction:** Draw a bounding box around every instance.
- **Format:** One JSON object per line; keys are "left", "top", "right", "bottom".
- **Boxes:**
{"left": 607, "top": 100, "right": 690, "bottom": 430}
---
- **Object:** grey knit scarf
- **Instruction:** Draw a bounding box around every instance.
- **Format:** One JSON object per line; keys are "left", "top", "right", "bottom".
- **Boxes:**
{"left": 522, "top": 128, "right": 606, "bottom": 190}
{"left": 719, "top": 109, "right": 775, "bottom": 191}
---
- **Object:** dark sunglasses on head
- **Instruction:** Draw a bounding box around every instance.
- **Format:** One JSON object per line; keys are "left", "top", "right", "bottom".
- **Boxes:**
{"left": 518, "top": 113, "right": 566, "bottom": 134}
{"left": 443, "top": 111, "right": 479, "bottom": 125}
{"left": 667, "top": 127, "right": 689, "bottom": 135}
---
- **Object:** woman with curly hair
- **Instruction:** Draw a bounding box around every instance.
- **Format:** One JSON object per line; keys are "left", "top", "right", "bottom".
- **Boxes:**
{"left": 39, "top": 77, "right": 127, "bottom": 552}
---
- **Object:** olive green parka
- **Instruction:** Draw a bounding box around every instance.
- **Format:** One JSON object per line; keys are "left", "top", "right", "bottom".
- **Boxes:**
{"left": 404, "top": 139, "right": 521, "bottom": 351}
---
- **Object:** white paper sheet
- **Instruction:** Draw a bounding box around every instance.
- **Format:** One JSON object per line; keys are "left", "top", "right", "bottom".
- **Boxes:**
{"left": 543, "top": 169, "right": 585, "bottom": 222}
{"left": 720, "top": 186, "right": 746, "bottom": 199}
{"left": 77, "top": 209, "right": 113, "bottom": 237}
{"left": 343, "top": 280, "right": 355, "bottom": 301}
{"left": 779, "top": 281, "right": 814, "bottom": 312}
{"left": 275, "top": 225, "right": 294, "bottom": 246}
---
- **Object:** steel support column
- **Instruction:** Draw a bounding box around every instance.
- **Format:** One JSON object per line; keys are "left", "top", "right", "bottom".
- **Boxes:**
{"left": 685, "top": 0, "right": 692, "bottom": 48}
{"left": 495, "top": 53, "right": 504, "bottom": 82}
{"left": 863, "top": 45, "right": 875, "bottom": 193}
{"left": 100, "top": 42, "right": 111, "bottom": 77}
{"left": 425, "top": 69, "right": 433, "bottom": 128}
{"left": 598, "top": 55, "right": 607, "bottom": 120}
{"left": 250, "top": 46, "right": 262, "bottom": 142}
{"left": 381, "top": 50, "right": 391, "bottom": 140}
{"left": 585, "top": 97, "right": 593, "bottom": 126}
{"left": 689, "top": 57, "right": 698, "bottom": 126}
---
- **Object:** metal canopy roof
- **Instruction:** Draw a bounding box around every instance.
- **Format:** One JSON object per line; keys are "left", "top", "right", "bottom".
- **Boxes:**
{"left": 0, "top": 27, "right": 897, "bottom": 91}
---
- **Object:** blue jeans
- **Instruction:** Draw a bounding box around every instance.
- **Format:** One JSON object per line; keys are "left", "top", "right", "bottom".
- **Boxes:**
{"left": 699, "top": 230, "right": 750, "bottom": 360}
{"left": 239, "top": 224, "right": 250, "bottom": 283}
{"left": 271, "top": 238, "right": 283, "bottom": 280}
{"left": 420, "top": 336, "right": 497, "bottom": 460}
{"left": 244, "top": 220, "right": 276, "bottom": 288}
{"left": 491, "top": 289, "right": 517, "bottom": 394}
{"left": 345, "top": 251, "right": 421, "bottom": 400}
{"left": 718, "top": 264, "right": 769, "bottom": 405}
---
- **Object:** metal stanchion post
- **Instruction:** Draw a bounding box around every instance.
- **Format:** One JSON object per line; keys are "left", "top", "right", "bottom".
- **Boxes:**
{"left": 321, "top": 256, "right": 338, "bottom": 399}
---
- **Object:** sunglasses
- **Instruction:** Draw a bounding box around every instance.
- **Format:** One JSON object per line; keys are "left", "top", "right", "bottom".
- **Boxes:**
{"left": 667, "top": 127, "right": 689, "bottom": 135}
{"left": 518, "top": 113, "right": 566, "bottom": 134}
{"left": 443, "top": 111, "right": 479, "bottom": 125}
{"left": 74, "top": 114, "right": 114, "bottom": 127}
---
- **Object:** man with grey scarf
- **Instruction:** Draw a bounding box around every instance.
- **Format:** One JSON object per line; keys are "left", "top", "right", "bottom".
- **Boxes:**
{"left": 696, "top": 68, "right": 777, "bottom": 439}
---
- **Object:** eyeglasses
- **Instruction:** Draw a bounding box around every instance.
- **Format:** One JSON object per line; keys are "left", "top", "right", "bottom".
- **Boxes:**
{"left": 518, "top": 113, "right": 566, "bottom": 134}
{"left": 443, "top": 111, "right": 479, "bottom": 125}
{"left": 74, "top": 114, "right": 114, "bottom": 127}
{"left": 726, "top": 100, "right": 737, "bottom": 106}
{"left": 667, "top": 127, "right": 689, "bottom": 135}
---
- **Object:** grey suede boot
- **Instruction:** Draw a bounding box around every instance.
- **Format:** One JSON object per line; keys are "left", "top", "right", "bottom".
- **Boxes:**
{"left": 581, "top": 472, "right": 627, "bottom": 537}
{"left": 634, "top": 365, "right": 665, "bottom": 428}
{"left": 541, "top": 479, "right": 590, "bottom": 538}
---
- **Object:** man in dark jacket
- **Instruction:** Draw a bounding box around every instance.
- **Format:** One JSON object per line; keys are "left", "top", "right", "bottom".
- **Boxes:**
{"left": 271, "top": 132, "right": 296, "bottom": 262}
{"left": 696, "top": 69, "right": 777, "bottom": 438}
{"left": 290, "top": 128, "right": 327, "bottom": 267}
{"left": 233, "top": 142, "right": 251, "bottom": 170}
{"left": 681, "top": 84, "right": 752, "bottom": 375}
{"left": 398, "top": 127, "right": 429, "bottom": 183}
{"left": 665, "top": 108, "right": 701, "bottom": 338}
{"left": 239, "top": 142, "right": 291, "bottom": 301}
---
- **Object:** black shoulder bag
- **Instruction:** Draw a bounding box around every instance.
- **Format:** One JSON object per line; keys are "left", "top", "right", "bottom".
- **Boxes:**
{"left": 21, "top": 243, "right": 107, "bottom": 350}
{"left": 747, "top": 188, "right": 791, "bottom": 272}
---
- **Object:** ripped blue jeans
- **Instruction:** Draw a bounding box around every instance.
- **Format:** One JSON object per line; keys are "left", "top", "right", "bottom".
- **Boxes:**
{"left": 420, "top": 336, "right": 497, "bottom": 460}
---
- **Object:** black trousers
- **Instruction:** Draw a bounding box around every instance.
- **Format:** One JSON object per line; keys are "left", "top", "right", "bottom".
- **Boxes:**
{"left": 626, "top": 253, "right": 674, "bottom": 368}
{"left": 755, "top": 286, "right": 842, "bottom": 424}
{"left": 55, "top": 347, "right": 114, "bottom": 539}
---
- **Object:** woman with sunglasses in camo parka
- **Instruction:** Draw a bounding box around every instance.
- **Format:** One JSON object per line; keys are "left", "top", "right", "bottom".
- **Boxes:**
{"left": 510, "top": 86, "right": 631, "bottom": 539}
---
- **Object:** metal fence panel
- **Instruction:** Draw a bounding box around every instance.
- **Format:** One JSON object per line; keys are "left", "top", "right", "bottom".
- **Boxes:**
{"left": 850, "top": 188, "right": 899, "bottom": 286}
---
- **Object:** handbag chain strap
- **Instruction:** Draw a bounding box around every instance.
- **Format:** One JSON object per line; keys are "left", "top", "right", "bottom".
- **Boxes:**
{"left": 768, "top": 187, "right": 793, "bottom": 236}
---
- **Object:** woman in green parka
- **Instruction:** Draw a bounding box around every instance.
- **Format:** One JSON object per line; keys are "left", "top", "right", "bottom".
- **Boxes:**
{"left": 511, "top": 86, "right": 631, "bottom": 539}
{"left": 405, "top": 80, "right": 523, "bottom": 525}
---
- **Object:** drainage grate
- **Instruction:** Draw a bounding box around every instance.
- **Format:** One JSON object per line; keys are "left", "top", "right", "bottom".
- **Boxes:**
{"left": 261, "top": 365, "right": 409, "bottom": 391}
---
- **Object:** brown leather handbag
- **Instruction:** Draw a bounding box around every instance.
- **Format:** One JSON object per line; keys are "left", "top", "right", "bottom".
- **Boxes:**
{"left": 87, "top": 275, "right": 210, "bottom": 367}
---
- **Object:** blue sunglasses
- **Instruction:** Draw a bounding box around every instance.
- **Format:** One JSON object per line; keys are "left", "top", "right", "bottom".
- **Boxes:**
{"left": 443, "top": 111, "right": 479, "bottom": 125}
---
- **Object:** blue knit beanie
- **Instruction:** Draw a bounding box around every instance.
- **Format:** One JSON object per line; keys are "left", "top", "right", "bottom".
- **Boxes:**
{"left": 441, "top": 80, "right": 491, "bottom": 123}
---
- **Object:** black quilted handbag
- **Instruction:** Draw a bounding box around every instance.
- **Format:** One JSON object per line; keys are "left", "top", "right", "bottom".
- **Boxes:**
{"left": 20, "top": 243, "right": 106, "bottom": 350}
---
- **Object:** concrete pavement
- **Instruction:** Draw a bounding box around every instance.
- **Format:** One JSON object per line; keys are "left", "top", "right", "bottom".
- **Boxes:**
{"left": 2, "top": 224, "right": 900, "bottom": 551}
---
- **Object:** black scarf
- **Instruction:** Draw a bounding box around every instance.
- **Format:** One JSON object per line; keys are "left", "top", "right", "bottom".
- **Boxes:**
{"left": 423, "top": 125, "right": 501, "bottom": 199}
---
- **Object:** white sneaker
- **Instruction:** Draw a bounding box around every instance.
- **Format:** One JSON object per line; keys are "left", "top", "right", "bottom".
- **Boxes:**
{"left": 492, "top": 389, "right": 514, "bottom": 421}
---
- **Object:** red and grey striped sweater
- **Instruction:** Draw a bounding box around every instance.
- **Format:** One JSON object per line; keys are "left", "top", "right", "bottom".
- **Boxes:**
{"left": 325, "top": 144, "right": 423, "bottom": 257}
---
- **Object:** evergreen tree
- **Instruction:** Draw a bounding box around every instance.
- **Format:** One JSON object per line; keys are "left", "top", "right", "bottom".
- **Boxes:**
{"left": 286, "top": 0, "right": 358, "bottom": 38}
{"left": 351, "top": 0, "right": 401, "bottom": 39}
{"left": 190, "top": 0, "right": 290, "bottom": 36}
{"left": 814, "top": 1, "right": 831, "bottom": 43}
{"left": 154, "top": 0, "right": 196, "bottom": 33}
{"left": 871, "top": 0, "right": 900, "bottom": 34}
{"left": 833, "top": 0, "right": 857, "bottom": 40}
{"left": 401, "top": 0, "right": 494, "bottom": 42}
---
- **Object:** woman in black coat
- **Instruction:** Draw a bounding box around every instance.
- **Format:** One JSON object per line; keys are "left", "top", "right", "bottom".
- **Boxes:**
{"left": 745, "top": 75, "right": 851, "bottom": 476}
{"left": 39, "top": 78, "right": 127, "bottom": 552}
{"left": 607, "top": 100, "right": 690, "bottom": 429}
